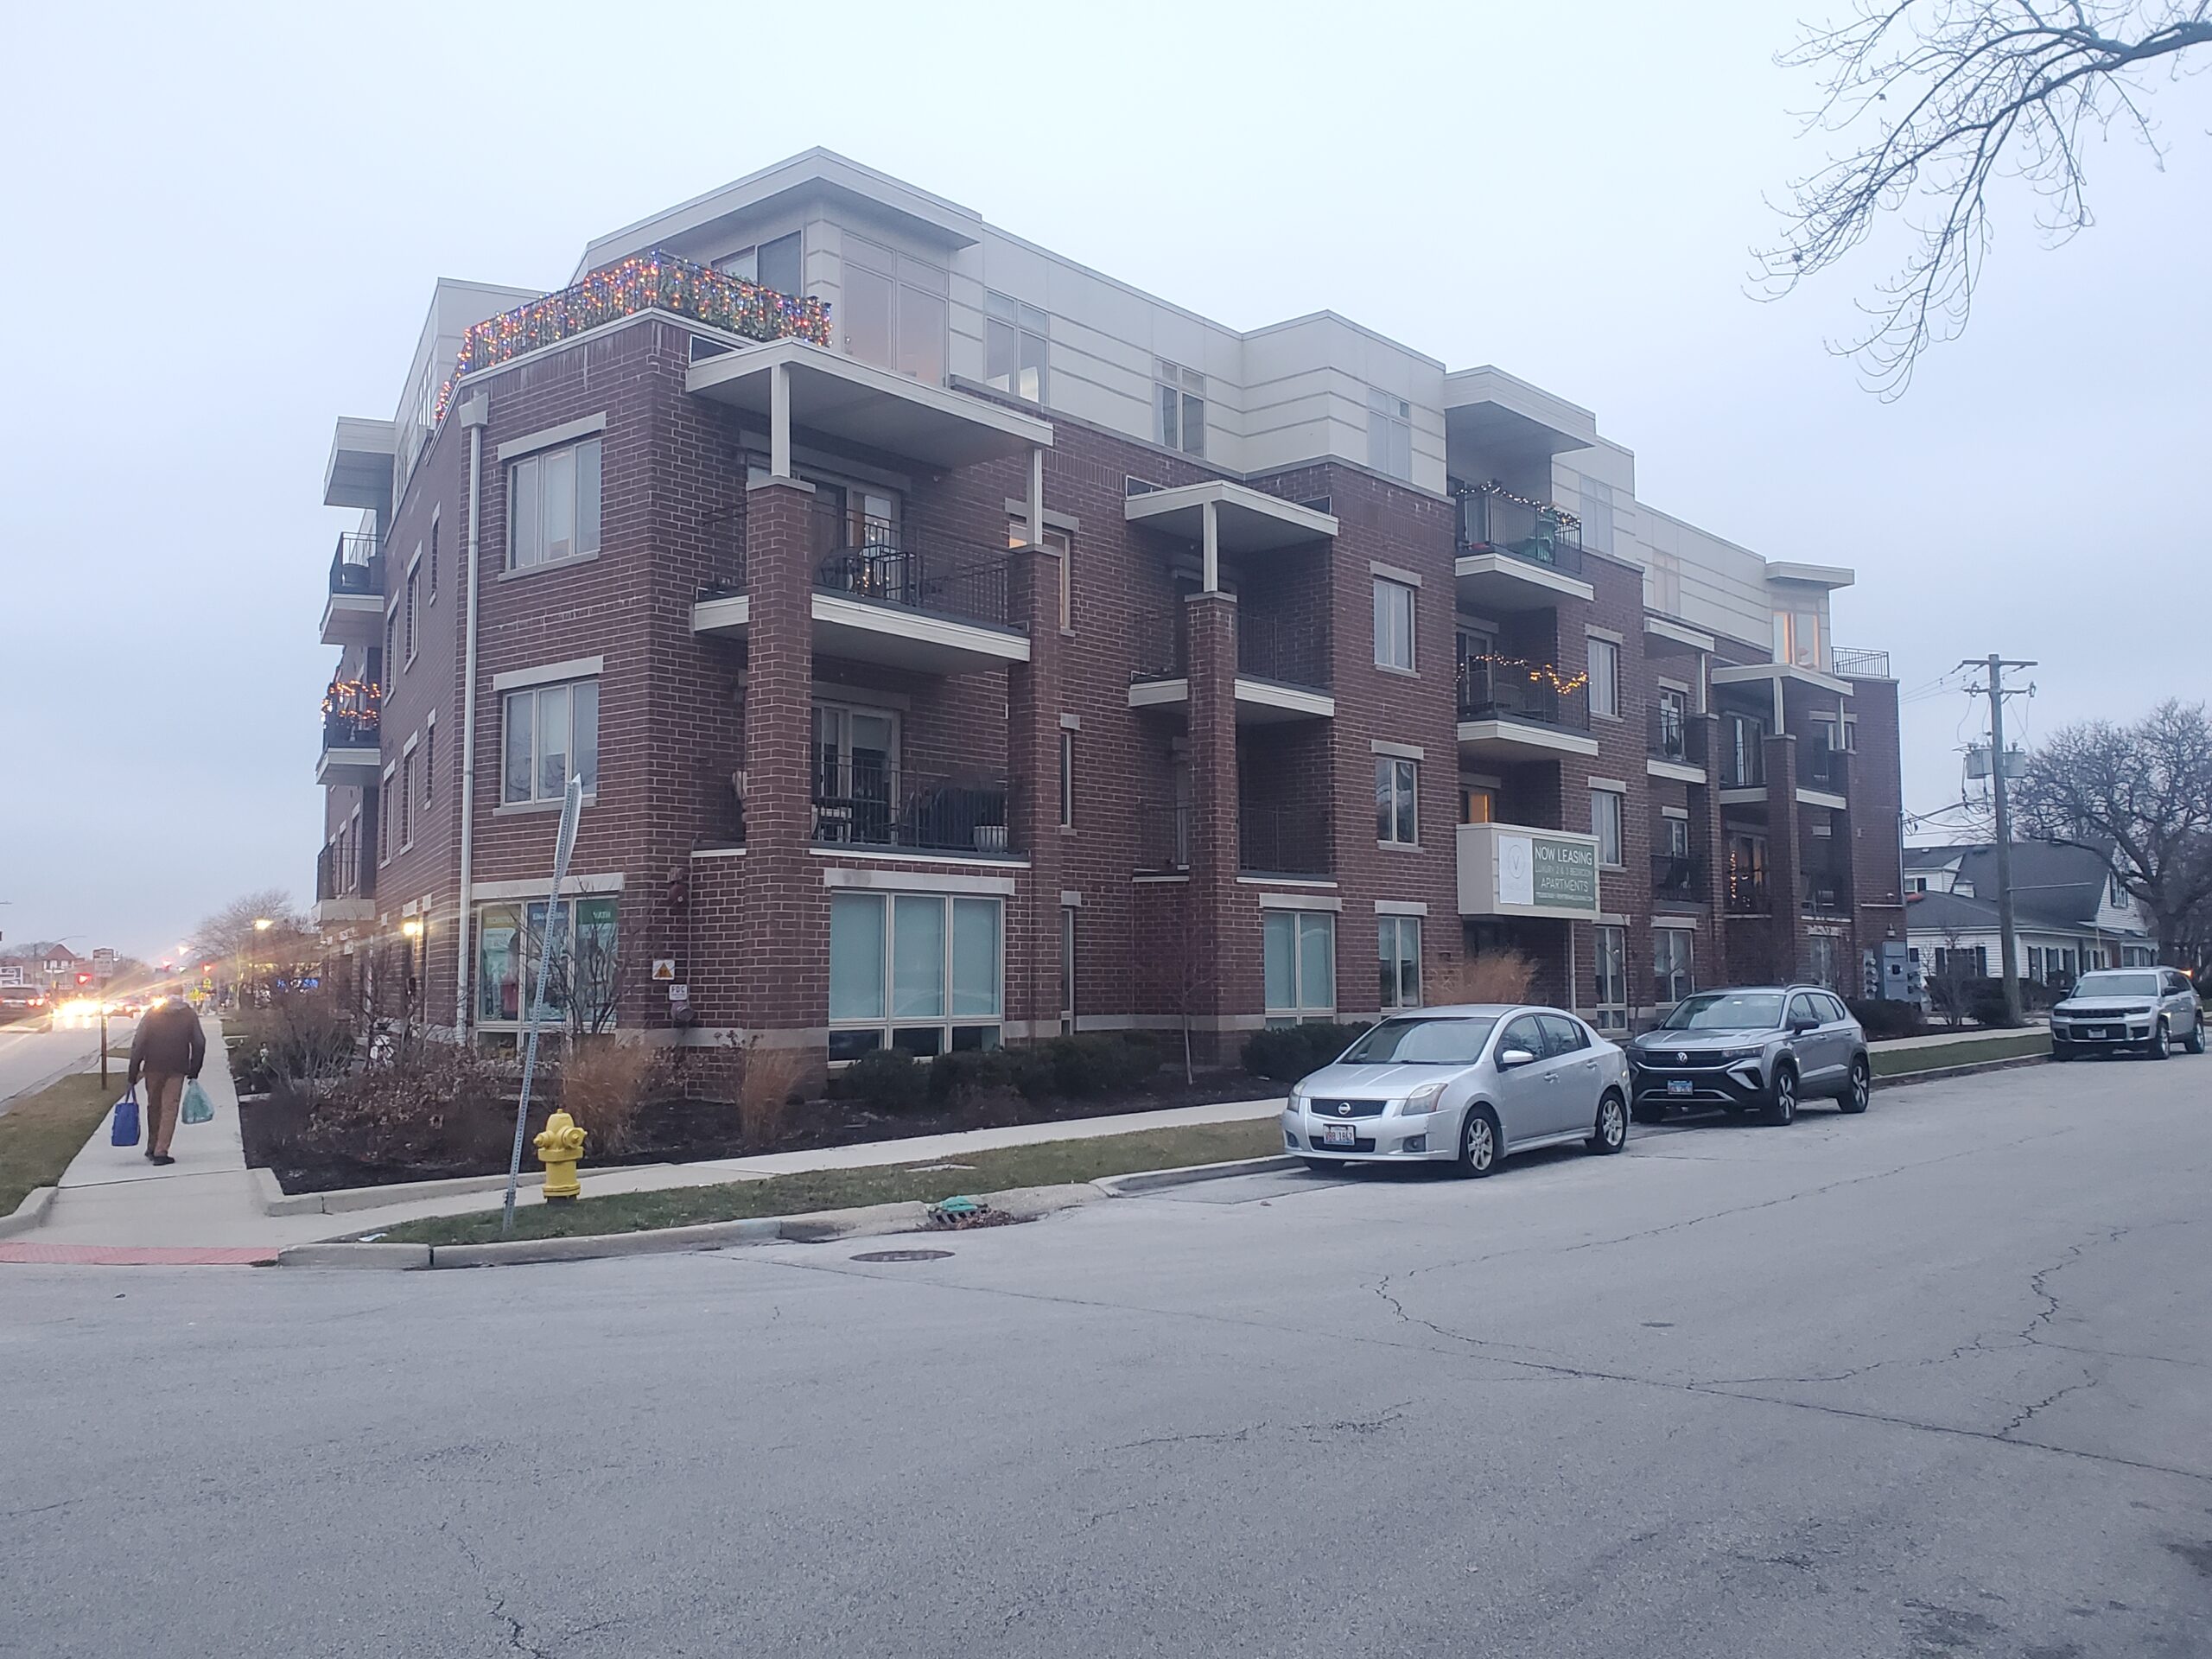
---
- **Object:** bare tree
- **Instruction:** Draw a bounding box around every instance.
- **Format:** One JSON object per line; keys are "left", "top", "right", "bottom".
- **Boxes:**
{"left": 1761, "top": 2, "right": 2212, "bottom": 394}
{"left": 195, "top": 888, "right": 307, "bottom": 962}
{"left": 2013, "top": 700, "right": 2212, "bottom": 964}
{"left": 519, "top": 906, "right": 626, "bottom": 1040}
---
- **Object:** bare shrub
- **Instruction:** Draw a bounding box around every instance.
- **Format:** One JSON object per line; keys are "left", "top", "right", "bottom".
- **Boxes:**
{"left": 277, "top": 1046, "right": 512, "bottom": 1172}
{"left": 556, "top": 1039, "right": 665, "bottom": 1157}
{"left": 1436, "top": 948, "right": 1536, "bottom": 1006}
{"left": 736, "top": 1036, "right": 808, "bottom": 1153}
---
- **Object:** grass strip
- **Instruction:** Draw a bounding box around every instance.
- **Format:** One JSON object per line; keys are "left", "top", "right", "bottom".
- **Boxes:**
{"left": 1872, "top": 1029, "right": 2050, "bottom": 1077}
{"left": 378, "top": 1117, "right": 1284, "bottom": 1245}
{"left": 0, "top": 1071, "right": 117, "bottom": 1216}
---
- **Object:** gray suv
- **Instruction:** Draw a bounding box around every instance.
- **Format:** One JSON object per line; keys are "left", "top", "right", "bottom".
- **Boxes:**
{"left": 2050, "top": 967, "right": 2204, "bottom": 1060}
{"left": 1627, "top": 986, "right": 1871, "bottom": 1127}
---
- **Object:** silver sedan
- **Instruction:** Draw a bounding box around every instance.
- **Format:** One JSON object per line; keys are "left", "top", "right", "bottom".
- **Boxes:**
{"left": 1282, "top": 1004, "right": 1632, "bottom": 1177}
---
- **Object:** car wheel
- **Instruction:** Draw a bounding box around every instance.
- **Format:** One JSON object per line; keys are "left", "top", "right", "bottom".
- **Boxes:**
{"left": 1838, "top": 1057, "right": 1871, "bottom": 1115}
{"left": 1456, "top": 1106, "right": 1500, "bottom": 1179}
{"left": 2184, "top": 1020, "right": 2207, "bottom": 1056}
{"left": 1588, "top": 1091, "right": 1628, "bottom": 1154}
{"left": 1764, "top": 1065, "right": 1798, "bottom": 1126}
{"left": 2147, "top": 1021, "right": 2171, "bottom": 1061}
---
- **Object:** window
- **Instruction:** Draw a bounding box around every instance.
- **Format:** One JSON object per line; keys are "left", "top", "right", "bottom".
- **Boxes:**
{"left": 842, "top": 238, "right": 947, "bottom": 384}
{"left": 1773, "top": 607, "right": 1824, "bottom": 671}
{"left": 1367, "top": 388, "right": 1411, "bottom": 482}
{"left": 399, "top": 747, "right": 417, "bottom": 850}
{"left": 986, "top": 292, "right": 1048, "bottom": 403}
{"left": 423, "top": 716, "right": 435, "bottom": 804}
{"left": 1376, "top": 757, "right": 1418, "bottom": 846}
{"left": 1587, "top": 637, "right": 1620, "bottom": 720}
{"left": 508, "top": 438, "right": 602, "bottom": 569}
{"left": 377, "top": 769, "right": 393, "bottom": 864}
{"left": 502, "top": 678, "right": 600, "bottom": 805}
{"left": 1060, "top": 907, "right": 1077, "bottom": 1036}
{"left": 1577, "top": 474, "right": 1615, "bottom": 555}
{"left": 758, "top": 232, "right": 801, "bottom": 296}
{"left": 1592, "top": 925, "right": 1627, "bottom": 1032}
{"left": 827, "top": 892, "right": 1002, "bottom": 1059}
{"left": 474, "top": 896, "right": 619, "bottom": 1027}
{"left": 1653, "top": 928, "right": 1694, "bottom": 1006}
{"left": 1059, "top": 730, "right": 1075, "bottom": 829}
{"left": 1372, "top": 578, "right": 1416, "bottom": 671}
{"left": 1263, "top": 910, "right": 1336, "bottom": 1026}
{"left": 1156, "top": 359, "right": 1205, "bottom": 456}
{"left": 1006, "top": 521, "right": 1073, "bottom": 630}
{"left": 385, "top": 608, "right": 398, "bottom": 678}
{"left": 1591, "top": 787, "right": 1624, "bottom": 869}
{"left": 428, "top": 514, "right": 440, "bottom": 601}
{"left": 1378, "top": 915, "right": 1421, "bottom": 1011}
{"left": 812, "top": 702, "right": 899, "bottom": 842}
{"left": 1460, "top": 781, "right": 1495, "bottom": 824}
{"left": 404, "top": 561, "right": 421, "bottom": 664}
{"left": 1538, "top": 1013, "right": 1589, "bottom": 1056}
{"left": 1655, "top": 685, "right": 1688, "bottom": 760}
{"left": 1659, "top": 814, "right": 1689, "bottom": 858}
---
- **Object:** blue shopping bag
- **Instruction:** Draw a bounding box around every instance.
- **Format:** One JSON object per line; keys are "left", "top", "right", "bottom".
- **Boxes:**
{"left": 181, "top": 1079, "right": 213, "bottom": 1126}
{"left": 111, "top": 1087, "right": 141, "bottom": 1147}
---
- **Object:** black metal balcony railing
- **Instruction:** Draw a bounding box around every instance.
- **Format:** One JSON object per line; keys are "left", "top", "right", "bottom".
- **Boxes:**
{"left": 1457, "top": 486, "right": 1586, "bottom": 575}
{"left": 1796, "top": 741, "right": 1849, "bottom": 794}
{"left": 810, "top": 760, "right": 1013, "bottom": 857}
{"left": 1652, "top": 851, "right": 1706, "bottom": 904}
{"left": 328, "top": 532, "right": 382, "bottom": 596}
{"left": 805, "top": 503, "right": 1011, "bottom": 632}
{"left": 1801, "top": 867, "right": 1850, "bottom": 918}
{"left": 316, "top": 841, "right": 377, "bottom": 903}
{"left": 1239, "top": 805, "right": 1332, "bottom": 878}
{"left": 1456, "top": 658, "right": 1592, "bottom": 730}
{"left": 1238, "top": 613, "right": 1328, "bottom": 690}
{"left": 1648, "top": 705, "right": 1707, "bottom": 766}
{"left": 1827, "top": 645, "right": 1891, "bottom": 680}
{"left": 321, "top": 680, "right": 380, "bottom": 749}
{"left": 1137, "top": 802, "right": 1192, "bottom": 871}
{"left": 1130, "top": 608, "right": 1189, "bottom": 683}
{"left": 1717, "top": 741, "right": 1765, "bottom": 790}
{"left": 1724, "top": 868, "right": 1771, "bottom": 915}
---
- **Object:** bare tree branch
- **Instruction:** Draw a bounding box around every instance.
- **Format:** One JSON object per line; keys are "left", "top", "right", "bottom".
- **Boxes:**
{"left": 1760, "top": 1, "right": 2211, "bottom": 395}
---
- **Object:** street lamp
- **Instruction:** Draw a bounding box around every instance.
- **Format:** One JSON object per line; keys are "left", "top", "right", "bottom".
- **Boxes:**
{"left": 253, "top": 918, "right": 273, "bottom": 932}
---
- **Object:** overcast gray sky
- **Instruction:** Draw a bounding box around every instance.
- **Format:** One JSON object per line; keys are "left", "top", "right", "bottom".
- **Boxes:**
{"left": 2, "top": 0, "right": 2205, "bottom": 962}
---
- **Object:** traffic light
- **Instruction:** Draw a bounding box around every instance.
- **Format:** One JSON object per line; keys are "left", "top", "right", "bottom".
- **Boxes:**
{"left": 75, "top": 972, "right": 92, "bottom": 987}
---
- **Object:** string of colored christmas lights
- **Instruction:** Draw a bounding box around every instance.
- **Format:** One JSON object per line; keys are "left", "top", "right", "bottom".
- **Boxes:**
{"left": 1460, "top": 480, "right": 1582, "bottom": 531}
{"left": 431, "top": 251, "right": 833, "bottom": 424}
{"left": 1461, "top": 654, "right": 1591, "bottom": 694}
{"left": 321, "top": 677, "right": 384, "bottom": 717}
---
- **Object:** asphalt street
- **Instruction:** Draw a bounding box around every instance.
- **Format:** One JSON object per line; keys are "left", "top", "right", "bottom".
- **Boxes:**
{"left": 0, "top": 1024, "right": 106, "bottom": 1116}
{"left": 3, "top": 1056, "right": 2208, "bottom": 1657}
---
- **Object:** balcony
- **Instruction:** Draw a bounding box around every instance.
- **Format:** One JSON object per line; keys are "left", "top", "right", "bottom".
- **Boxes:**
{"left": 1454, "top": 486, "right": 1595, "bottom": 613}
{"left": 313, "top": 841, "right": 377, "bottom": 927}
{"left": 1648, "top": 705, "right": 1707, "bottom": 781}
{"left": 1458, "top": 822, "right": 1602, "bottom": 919}
{"left": 1717, "top": 741, "right": 1766, "bottom": 796}
{"left": 1125, "top": 609, "right": 1335, "bottom": 723}
{"left": 316, "top": 679, "right": 381, "bottom": 785}
{"left": 1802, "top": 857, "right": 1851, "bottom": 918}
{"left": 1796, "top": 741, "right": 1849, "bottom": 809}
{"left": 1456, "top": 657, "right": 1598, "bottom": 761}
{"left": 1136, "top": 802, "right": 1192, "bottom": 873}
{"left": 320, "top": 533, "right": 385, "bottom": 646}
{"left": 1723, "top": 867, "right": 1770, "bottom": 916}
{"left": 811, "top": 760, "right": 1015, "bottom": 859}
{"left": 1828, "top": 646, "right": 1891, "bottom": 681}
{"left": 1652, "top": 851, "right": 1706, "bottom": 906}
{"left": 1239, "top": 805, "right": 1332, "bottom": 879}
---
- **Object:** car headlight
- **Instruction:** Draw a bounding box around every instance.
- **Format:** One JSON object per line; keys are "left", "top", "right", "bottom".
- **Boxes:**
{"left": 1287, "top": 1083, "right": 1305, "bottom": 1108}
{"left": 1719, "top": 1047, "right": 1764, "bottom": 1065}
{"left": 1399, "top": 1080, "right": 1449, "bottom": 1115}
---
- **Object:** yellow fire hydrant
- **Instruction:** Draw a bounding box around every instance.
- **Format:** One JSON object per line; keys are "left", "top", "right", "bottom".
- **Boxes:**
{"left": 534, "top": 1109, "right": 588, "bottom": 1203}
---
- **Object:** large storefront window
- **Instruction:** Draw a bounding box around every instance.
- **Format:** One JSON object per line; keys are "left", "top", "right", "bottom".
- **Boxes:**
{"left": 1264, "top": 910, "right": 1336, "bottom": 1027}
{"left": 476, "top": 896, "right": 619, "bottom": 1029}
{"left": 830, "top": 892, "right": 1002, "bottom": 1060}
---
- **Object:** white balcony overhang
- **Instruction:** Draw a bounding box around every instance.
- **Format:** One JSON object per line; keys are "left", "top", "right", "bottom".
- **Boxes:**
{"left": 316, "top": 744, "right": 382, "bottom": 786}
{"left": 1799, "top": 787, "right": 1849, "bottom": 812}
{"left": 1712, "top": 660, "right": 1853, "bottom": 698}
{"left": 690, "top": 590, "right": 1031, "bottom": 675}
{"left": 1457, "top": 822, "right": 1602, "bottom": 919}
{"left": 687, "top": 338, "right": 1052, "bottom": 468}
{"left": 312, "top": 898, "right": 377, "bottom": 928}
{"left": 1766, "top": 562, "right": 1855, "bottom": 591}
{"left": 1719, "top": 787, "right": 1770, "bottom": 810}
{"left": 1126, "top": 677, "right": 1335, "bottom": 724}
{"left": 1442, "top": 366, "right": 1599, "bottom": 461}
{"left": 1456, "top": 718, "right": 1600, "bottom": 762}
{"left": 1122, "top": 480, "right": 1338, "bottom": 554}
{"left": 1648, "top": 758, "right": 1707, "bottom": 785}
{"left": 319, "top": 591, "right": 384, "bottom": 648}
{"left": 324, "top": 417, "right": 397, "bottom": 514}
{"left": 1643, "top": 613, "right": 1716, "bottom": 655}
{"left": 1455, "top": 550, "right": 1594, "bottom": 613}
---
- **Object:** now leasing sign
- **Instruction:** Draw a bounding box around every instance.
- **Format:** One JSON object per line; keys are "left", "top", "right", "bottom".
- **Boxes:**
{"left": 1459, "top": 823, "right": 1602, "bottom": 918}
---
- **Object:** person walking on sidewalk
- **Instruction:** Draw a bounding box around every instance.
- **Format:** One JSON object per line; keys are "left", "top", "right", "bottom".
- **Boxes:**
{"left": 127, "top": 996, "right": 206, "bottom": 1166}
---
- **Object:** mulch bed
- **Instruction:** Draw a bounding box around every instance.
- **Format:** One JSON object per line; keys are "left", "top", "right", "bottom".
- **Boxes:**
{"left": 242, "top": 1069, "right": 1273, "bottom": 1196}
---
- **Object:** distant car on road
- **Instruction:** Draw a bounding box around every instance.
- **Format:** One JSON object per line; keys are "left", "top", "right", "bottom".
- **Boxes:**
{"left": 1283, "top": 1004, "right": 1631, "bottom": 1178}
{"left": 1628, "top": 986, "right": 1870, "bottom": 1127}
{"left": 2050, "top": 967, "right": 2203, "bottom": 1060}
{"left": 0, "top": 987, "right": 52, "bottom": 1028}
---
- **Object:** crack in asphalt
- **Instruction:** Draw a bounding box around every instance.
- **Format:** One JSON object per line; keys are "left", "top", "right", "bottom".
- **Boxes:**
{"left": 446, "top": 1523, "right": 552, "bottom": 1659}
{"left": 1108, "top": 1402, "right": 1410, "bottom": 1457}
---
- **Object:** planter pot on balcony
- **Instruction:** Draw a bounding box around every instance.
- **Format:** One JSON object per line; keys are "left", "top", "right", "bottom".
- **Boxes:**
{"left": 974, "top": 824, "right": 1009, "bottom": 855}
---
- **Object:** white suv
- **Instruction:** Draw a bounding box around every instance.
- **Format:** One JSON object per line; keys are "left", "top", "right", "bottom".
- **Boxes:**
{"left": 2051, "top": 967, "right": 2204, "bottom": 1060}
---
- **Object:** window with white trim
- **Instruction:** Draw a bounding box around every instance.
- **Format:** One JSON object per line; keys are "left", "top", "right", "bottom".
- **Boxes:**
{"left": 1653, "top": 928, "right": 1694, "bottom": 1006}
{"left": 986, "top": 292, "right": 1048, "bottom": 403}
{"left": 502, "top": 678, "right": 600, "bottom": 804}
{"left": 1367, "top": 388, "right": 1412, "bottom": 481}
{"left": 1156, "top": 360, "right": 1205, "bottom": 456}
{"left": 842, "top": 238, "right": 949, "bottom": 385}
{"left": 1375, "top": 756, "right": 1418, "bottom": 846}
{"left": 507, "top": 438, "right": 602, "bottom": 569}
{"left": 1060, "top": 906, "right": 1077, "bottom": 1036}
{"left": 1059, "top": 730, "right": 1075, "bottom": 829}
{"left": 1592, "top": 924, "right": 1628, "bottom": 1033}
{"left": 1372, "top": 577, "right": 1416, "bottom": 671}
{"left": 1591, "top": 786, "right": 1625, "bottom": 869}
{"left": 1377, "top": 915, "right": 1421, "bottom": 1010}
{"left": 828, "top": 892, "right": 1003, "bottom": 1060}
{"left": 404, "top": 561, "right": 421, "bottom": 665}
{"left": 1263, "top": 910, "right": 1336, "bottom": 1027}
{"left": 1587, "top": 637, "right": 1620, "bottom": 719}
{"left": 428, "top": 514, "right": 440, "bottom": 601}
{"left": 474, "top": 896, "right": 620, "bottom": 1028}
{"left": 1007, "top": 521, "right": 1074, "bottom": 630}
{"left": 399, "top": 747, "right": 417, "bottom": 850}
{"left": 423, "top": 715, "right": 435, "bottom": 804}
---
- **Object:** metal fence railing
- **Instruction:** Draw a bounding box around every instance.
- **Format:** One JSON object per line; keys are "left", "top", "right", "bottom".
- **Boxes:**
{"left": 1457, "top": 486, "right": 1586, "bottom": 574}
{"left": 1457, "top": 658, "right": 1592, "bottom": 729}
{"left": 810, "top": 760, "right": 1014, "bottom": 856}
{"left": 1239, "top": 805, "right": 1332, "bottom": 877}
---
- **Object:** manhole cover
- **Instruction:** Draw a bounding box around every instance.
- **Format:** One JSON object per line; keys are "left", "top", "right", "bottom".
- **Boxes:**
{"left": 850, "top": 1249, "right": 954, "bottom": 1263}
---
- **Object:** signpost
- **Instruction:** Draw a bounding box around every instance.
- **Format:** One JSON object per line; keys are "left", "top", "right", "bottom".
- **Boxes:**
{"left": 92, "top": 947, "right": 116, "bottom": 982}
{"left": 502, "top": 774, "right": 585, "bottom": 1235}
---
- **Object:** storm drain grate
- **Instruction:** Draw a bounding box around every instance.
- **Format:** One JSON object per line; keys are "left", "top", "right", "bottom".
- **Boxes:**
{"left": 850, "top": 1249, "right": 955, "bottom": 1263}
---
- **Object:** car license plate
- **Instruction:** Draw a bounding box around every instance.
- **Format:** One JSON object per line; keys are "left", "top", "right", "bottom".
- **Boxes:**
{"left": 1323, "top": 1122, "right": 1357, "bottom": 1147}
{"left": 1667, "top": 1079, "right": 1694, "bottom": 1096}
{"left": 2084, "top": 1027, "right": 2107, "bottom": 1039}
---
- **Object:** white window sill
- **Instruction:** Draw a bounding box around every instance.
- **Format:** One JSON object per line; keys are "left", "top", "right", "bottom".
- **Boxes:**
{"left": 1377, "top": 840, "right": 1423, "bottom": 854}
{"left": 499, "top": 552, "right": 601, "bottom": 583}
{"left": 1373, "top": 663, "right": 1419, "bottom": 678}
{"left": 495, "top": 794, "right": 598, "bottom": 817}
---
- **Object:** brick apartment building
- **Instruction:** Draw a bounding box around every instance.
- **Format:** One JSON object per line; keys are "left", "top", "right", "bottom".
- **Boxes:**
{"left": 309, "top": 149, "right": 1904, "bottom": 1065}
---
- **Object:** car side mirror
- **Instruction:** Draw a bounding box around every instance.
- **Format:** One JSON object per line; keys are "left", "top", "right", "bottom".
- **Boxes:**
{"left": 1789, "top": 1018, "right": 1818, "bottom": 1034}
{"left": 1497, "top": 1047, "right": 1538, "bottom": 1070}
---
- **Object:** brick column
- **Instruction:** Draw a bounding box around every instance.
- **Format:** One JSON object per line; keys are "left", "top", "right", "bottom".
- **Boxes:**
{"left": 1185, "top": 590, "right": 1243, "bottom": 1057}
{"left": 1006, "top": 542, "right": 1062, "bottom": 1037}
{"left": 1764, "top": 731, "right": 1804, "bottom": 981}
{"left": 738, "top": 480, "right": 828, "bottom": 1051}
{"left": 1688, "top": 711, "right": 1726, "bottom": 984}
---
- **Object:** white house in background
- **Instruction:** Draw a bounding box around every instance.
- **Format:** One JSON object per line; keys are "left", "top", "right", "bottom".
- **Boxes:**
{"left": 1904, "top": 842, "right": 2157, "bottom": 986}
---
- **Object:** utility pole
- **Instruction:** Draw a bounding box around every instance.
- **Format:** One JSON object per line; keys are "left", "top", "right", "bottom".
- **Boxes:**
{"left": 1961, "top": 656, "right": 2037, "bottom": 1026}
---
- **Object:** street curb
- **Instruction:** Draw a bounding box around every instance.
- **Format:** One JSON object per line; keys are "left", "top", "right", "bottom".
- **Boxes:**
{"left": 276, "top": 1242, "right": 431, "bottom": 1270}
{"left": 1875, "top": 1052, "right": 2048, "bottom": 1090}
{"left": 1093, "top": 1155, "right": 1299, "bottom": 1197}
{"left": 257, "top": 1165, "right": 551, "bottom": 1217}
{"left": 428, "top": 1216, "right": 790, "bottom": 1268}
{"left": 0, "top": 1185, "right": 58, "bottom": 1240}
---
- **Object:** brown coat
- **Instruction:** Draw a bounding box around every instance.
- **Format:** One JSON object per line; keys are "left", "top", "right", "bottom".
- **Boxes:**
{"left": 129, "top": 1000, "right": 206, "bottom": 1082}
